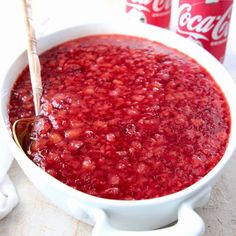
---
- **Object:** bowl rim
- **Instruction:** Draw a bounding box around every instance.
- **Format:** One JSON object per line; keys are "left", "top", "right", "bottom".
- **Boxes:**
{"left": 1, "top": 21, "right": 236, "bottom": 207}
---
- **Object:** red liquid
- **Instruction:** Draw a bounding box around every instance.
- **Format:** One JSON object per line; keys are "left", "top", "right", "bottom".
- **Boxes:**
{"left": 9, "top": 35, "right": 230, "bottom": 200}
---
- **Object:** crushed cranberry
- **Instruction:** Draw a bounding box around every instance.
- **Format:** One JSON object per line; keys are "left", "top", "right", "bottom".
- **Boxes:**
{"left": 8, "top": 35, "right": 230, "bottom": 200}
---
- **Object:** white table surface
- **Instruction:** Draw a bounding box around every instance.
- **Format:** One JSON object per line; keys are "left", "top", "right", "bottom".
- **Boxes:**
{"left": 0, "top": 1, "right": 236, "bottom": 235}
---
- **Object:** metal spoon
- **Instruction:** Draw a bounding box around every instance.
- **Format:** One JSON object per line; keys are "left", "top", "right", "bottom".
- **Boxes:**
{"left": 12, "top": 0, "right": 43, "bottom": 151}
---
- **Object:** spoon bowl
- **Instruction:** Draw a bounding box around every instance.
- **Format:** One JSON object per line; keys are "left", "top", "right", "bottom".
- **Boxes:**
{"left": 12, "top": 117, "right": 35, "bottom": 152}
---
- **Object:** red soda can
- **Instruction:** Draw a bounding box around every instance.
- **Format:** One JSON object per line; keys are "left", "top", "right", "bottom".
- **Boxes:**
{"left": 126, "top": 0, "right": 172, "bottom": 29}
{"left": 176, "top": 0, "right": 233, "bottom": 63}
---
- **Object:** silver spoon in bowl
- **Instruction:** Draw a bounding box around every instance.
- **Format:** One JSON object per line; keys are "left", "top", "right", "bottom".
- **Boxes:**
{"left": 12, "top": 0, "right": 43, "bottom": 151}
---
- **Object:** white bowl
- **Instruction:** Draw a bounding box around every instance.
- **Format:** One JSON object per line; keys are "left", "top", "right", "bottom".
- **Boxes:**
{"left": 1, "top": 22, "right": 236, "bottom": 236}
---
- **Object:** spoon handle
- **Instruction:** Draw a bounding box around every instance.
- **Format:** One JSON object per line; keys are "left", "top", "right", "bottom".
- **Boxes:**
{"left": 22, "top": 0, "right": 42, "bottom": 116}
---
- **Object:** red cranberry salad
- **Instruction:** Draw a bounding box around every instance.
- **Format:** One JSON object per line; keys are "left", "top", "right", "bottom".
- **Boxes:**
{"left": 9, "top": 35, "right": 230, "bottom": 200}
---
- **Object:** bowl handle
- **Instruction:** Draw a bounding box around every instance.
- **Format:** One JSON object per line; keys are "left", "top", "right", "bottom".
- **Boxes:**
{"left": 91, "top": 187, "right": 211, "bottom": 236}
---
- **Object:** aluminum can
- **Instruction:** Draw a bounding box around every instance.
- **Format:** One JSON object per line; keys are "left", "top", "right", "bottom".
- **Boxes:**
{"left": 126, "top": 0, "right": 172, "bottom": 29}
{"left": 176, "top": 0, "right": 233, "bottom": 62}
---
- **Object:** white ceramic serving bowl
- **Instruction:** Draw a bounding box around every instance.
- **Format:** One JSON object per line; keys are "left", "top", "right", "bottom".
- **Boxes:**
{"left": 1, "top": 22, "right": 236, "bottom": 236}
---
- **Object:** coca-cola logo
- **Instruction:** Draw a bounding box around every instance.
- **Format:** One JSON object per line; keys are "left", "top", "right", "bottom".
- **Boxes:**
{"left": 177, "top": 3, "right": 233, "bottom": 41}
{"left": 127, "top": 0, "right": 171, "bottom": 13}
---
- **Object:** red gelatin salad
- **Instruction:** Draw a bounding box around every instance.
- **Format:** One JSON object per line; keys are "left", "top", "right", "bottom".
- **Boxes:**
{"left": 9, "top": 35, "right": 230, "bottom": 200}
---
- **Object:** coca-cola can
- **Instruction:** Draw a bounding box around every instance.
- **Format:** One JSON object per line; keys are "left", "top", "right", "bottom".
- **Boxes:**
{"left": 126, "top": 0, "right": 172, "bottom": 29}
{"left": 176, "top": 0, "right": 233, "bottom": 63}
